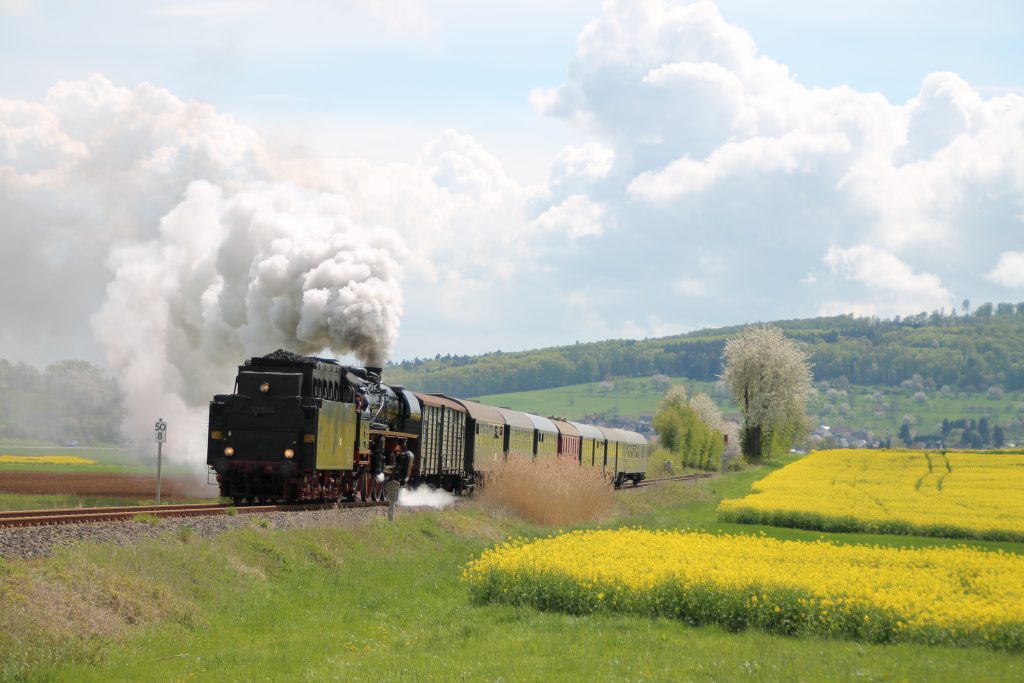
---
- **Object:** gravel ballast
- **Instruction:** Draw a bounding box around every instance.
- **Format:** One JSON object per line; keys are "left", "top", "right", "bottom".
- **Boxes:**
{"left": 0, "top": 506, "right": 420, "bottom": 560}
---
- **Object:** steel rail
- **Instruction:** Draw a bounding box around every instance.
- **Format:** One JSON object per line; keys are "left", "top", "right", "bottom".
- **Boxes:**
{"left": 0, "top": 501, "right": 387, "bottom": 528}
{"left": 615, "top": 472, "right": 713, "bottom": 491}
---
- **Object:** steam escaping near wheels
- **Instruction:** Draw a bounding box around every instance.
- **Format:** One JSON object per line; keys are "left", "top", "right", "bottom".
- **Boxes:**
{"left": 397, "top": 485, "right": 456, "bottom": 509}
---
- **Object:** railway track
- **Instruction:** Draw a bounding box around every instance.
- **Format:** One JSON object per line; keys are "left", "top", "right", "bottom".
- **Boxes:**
{"left": 617, "top": 472, "right": 713, "bottom": 491}
{"left": 0, "top": 500, "right": 387, "bottom": 528}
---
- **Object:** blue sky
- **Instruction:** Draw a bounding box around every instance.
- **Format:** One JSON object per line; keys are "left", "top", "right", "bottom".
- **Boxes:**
{"left": 1, "top": 0, "right": 1023, "bottom": 388}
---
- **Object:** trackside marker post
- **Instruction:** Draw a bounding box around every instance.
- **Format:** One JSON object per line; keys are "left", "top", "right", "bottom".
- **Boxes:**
{"left": 154, "top": 418, "right": 167, "bottom": 504}
{"left": 385, "top": 480, "right": 400, "bottom": 521}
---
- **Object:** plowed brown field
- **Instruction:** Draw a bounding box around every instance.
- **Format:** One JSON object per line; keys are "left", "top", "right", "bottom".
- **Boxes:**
{"left": 0, "top": 471, "right": 218, "bottom": 499}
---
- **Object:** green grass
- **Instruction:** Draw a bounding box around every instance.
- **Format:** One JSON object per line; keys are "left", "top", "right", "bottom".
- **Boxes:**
{"left": 807, "top": 384, "right": 1024, "bottom": 441}
{"left": 2, "top": 458, "right": 1023, "bottom": 682}
{"left": 0, "top": 443, "right": 196, "bottom": 475}
{"left": 472, "top": 379, "right": 1024, "bottom": 446}
{"left": 0, "top": 493, "right": 180, "bottom": 511}
{"left": 0, "top": 441, "right": 209, "bottom": 511}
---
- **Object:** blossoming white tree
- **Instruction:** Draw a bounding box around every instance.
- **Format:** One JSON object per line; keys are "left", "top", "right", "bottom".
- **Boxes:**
{"left": 722, "top": 325, "right": 813, "bottom": 461}
{"left": 688, "top": 392, "right": 724, "bottom": 431}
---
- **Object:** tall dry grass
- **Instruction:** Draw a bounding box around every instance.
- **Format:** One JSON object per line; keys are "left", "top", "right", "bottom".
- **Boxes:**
{"left": 478, "top": 455, "right": 614, "bottom": 526}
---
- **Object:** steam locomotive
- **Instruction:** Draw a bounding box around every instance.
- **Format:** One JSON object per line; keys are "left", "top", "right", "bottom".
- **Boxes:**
{"left": 206, "top": 350, "right": 648, "bottom": 503}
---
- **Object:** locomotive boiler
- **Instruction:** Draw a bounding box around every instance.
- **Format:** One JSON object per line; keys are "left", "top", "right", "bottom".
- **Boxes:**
{"left": 207, "top": 350, "right": 420, "bottom": 503}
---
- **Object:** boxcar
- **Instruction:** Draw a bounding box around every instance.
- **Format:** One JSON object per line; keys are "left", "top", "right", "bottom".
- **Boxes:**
{"left": 412, "top": 392, "right": 469, "bottom": 492}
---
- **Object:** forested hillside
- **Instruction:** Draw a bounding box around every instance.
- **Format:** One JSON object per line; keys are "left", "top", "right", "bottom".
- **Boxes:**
{"left": 0, "top": 360, "right": 121, "bottom": 445}
{"left": 6, "top": 304, "right": 1024, "bottom": 446}
{"left": 386, "top": 304, "right": 1024, "bottom": 397}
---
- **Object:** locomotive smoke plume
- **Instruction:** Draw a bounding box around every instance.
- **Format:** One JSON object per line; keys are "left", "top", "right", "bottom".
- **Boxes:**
{"left": 92, "top": 180, "right": 406, "bottom": 466}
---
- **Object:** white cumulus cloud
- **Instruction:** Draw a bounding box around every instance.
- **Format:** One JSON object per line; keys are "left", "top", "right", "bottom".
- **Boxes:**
{"left": 822, "top": 245, "right": 955, "bottom": 316}
{"left": 532, "top": 194, "right": 606, "bottom": 239}
{"left": 986, "top": 251, "right": 1024, "bottom": 289}
{"left": 530, "top": 0, "right": 1024, "bottom": 324}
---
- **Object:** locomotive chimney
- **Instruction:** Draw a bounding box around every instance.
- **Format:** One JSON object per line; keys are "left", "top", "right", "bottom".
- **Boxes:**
{"left": 366, "top": 366, "right": 383, "bottom": 382}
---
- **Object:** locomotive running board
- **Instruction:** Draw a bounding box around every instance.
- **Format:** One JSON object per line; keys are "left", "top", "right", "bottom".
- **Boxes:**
{"left": 368, "top": 429, "right": 419, "bottom": 438}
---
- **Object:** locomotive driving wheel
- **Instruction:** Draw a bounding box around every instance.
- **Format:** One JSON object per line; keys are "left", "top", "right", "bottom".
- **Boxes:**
{"left": 368, "top": 475, "right": 384, "bottom": 501}
{"left": 354, "top": 467, "right": 381, "bottom": 502}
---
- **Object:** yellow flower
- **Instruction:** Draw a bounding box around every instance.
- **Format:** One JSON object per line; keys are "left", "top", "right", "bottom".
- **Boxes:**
{"left": 718, "top": 449, "right": 1024, "bottom": 541}
{"left": 463, "top": 527, "right": 1024, "bottom": 649}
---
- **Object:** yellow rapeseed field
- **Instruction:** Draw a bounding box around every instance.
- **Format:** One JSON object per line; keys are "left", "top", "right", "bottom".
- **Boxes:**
{"left": 463, "top": 528, "right": 1024, "bottom": 651}
{"left": 717, "top": 449, "right": 1024, "bottom": 541}
{"left": 0, "top": 455, "right": 97, "bottom": 465}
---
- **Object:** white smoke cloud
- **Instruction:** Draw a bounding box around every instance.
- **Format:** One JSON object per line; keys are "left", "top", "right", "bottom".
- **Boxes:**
{"left": 0, "top": 75, "right": 270, "bottom": 364}
{"left": 91, "top": 180, "right": 405, "bottom": 460}
{"left": 0, "top": 76, "right": 555, "bottom": 467}
{"left": 0, "top": 76, "right": 414, "bottom": 467}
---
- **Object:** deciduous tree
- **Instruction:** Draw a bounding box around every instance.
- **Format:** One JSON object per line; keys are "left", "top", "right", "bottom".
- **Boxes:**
{"left": 722, "top": 325, "right": 813, "bottom": 461}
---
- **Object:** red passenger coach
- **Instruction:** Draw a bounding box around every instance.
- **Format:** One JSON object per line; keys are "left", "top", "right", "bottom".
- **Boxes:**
{"left": 550, "top": 418, "right": 580, "bottom": 461}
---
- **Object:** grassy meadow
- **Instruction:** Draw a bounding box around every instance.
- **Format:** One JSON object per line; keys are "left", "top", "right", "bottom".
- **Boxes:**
{"left": 0, "top": 444, "right": 171, "bottom": 473}
{"left": 0, "top": 442, "right": 216, "bottom": 510}
{"left": 473, "top": 377, "right": 729, "bottom": 421}
{"left": 2, "top": 455, "right": 1023, "bottom": 682}
{"left": 474, "top": 379, "right": 1024, "bottom": 445}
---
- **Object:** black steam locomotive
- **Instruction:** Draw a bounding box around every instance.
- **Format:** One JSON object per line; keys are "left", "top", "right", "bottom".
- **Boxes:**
{"left": 206, "top": 350, "right": 648, "bottom": 503}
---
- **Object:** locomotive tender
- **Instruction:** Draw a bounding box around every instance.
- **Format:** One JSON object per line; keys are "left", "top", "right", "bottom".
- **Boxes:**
{"left": 207, "top": 350, "right": 647, "bottom": 503}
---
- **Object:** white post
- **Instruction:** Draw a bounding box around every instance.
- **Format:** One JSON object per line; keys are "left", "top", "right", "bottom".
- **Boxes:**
{"left": 157, "top": 440, "right": 163, "bottom": 504}
{"left": 155, "top": 418, "right": 167, "bottom": 504}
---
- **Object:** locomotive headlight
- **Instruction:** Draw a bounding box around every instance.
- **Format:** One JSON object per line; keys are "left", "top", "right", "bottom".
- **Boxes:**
{"left": 260, "top": 382, "right": 270, "bottom": 393}
{"left": 224, "top": 446, "right": 235, "bottom": 456}
{"left": 284, "top": 448, "right": 295, "bottom": 459}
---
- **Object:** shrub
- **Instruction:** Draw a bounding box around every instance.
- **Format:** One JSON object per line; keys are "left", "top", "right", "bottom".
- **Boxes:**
{"left": 478, "top": 455, "right": 613, "bottom": 526}
{"left": 646, "top": 448, "right": 676, "bottom": 476}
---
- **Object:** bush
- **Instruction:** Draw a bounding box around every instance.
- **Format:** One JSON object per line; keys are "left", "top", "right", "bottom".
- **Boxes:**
{"left": 478, "top": 455, "right": 613, "bottom": 526}
{"left": 646, "top": 448, "right": 676, "bottom": 476}
{"left": 653, "top": 401, "right": 723, "bottom": 471}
